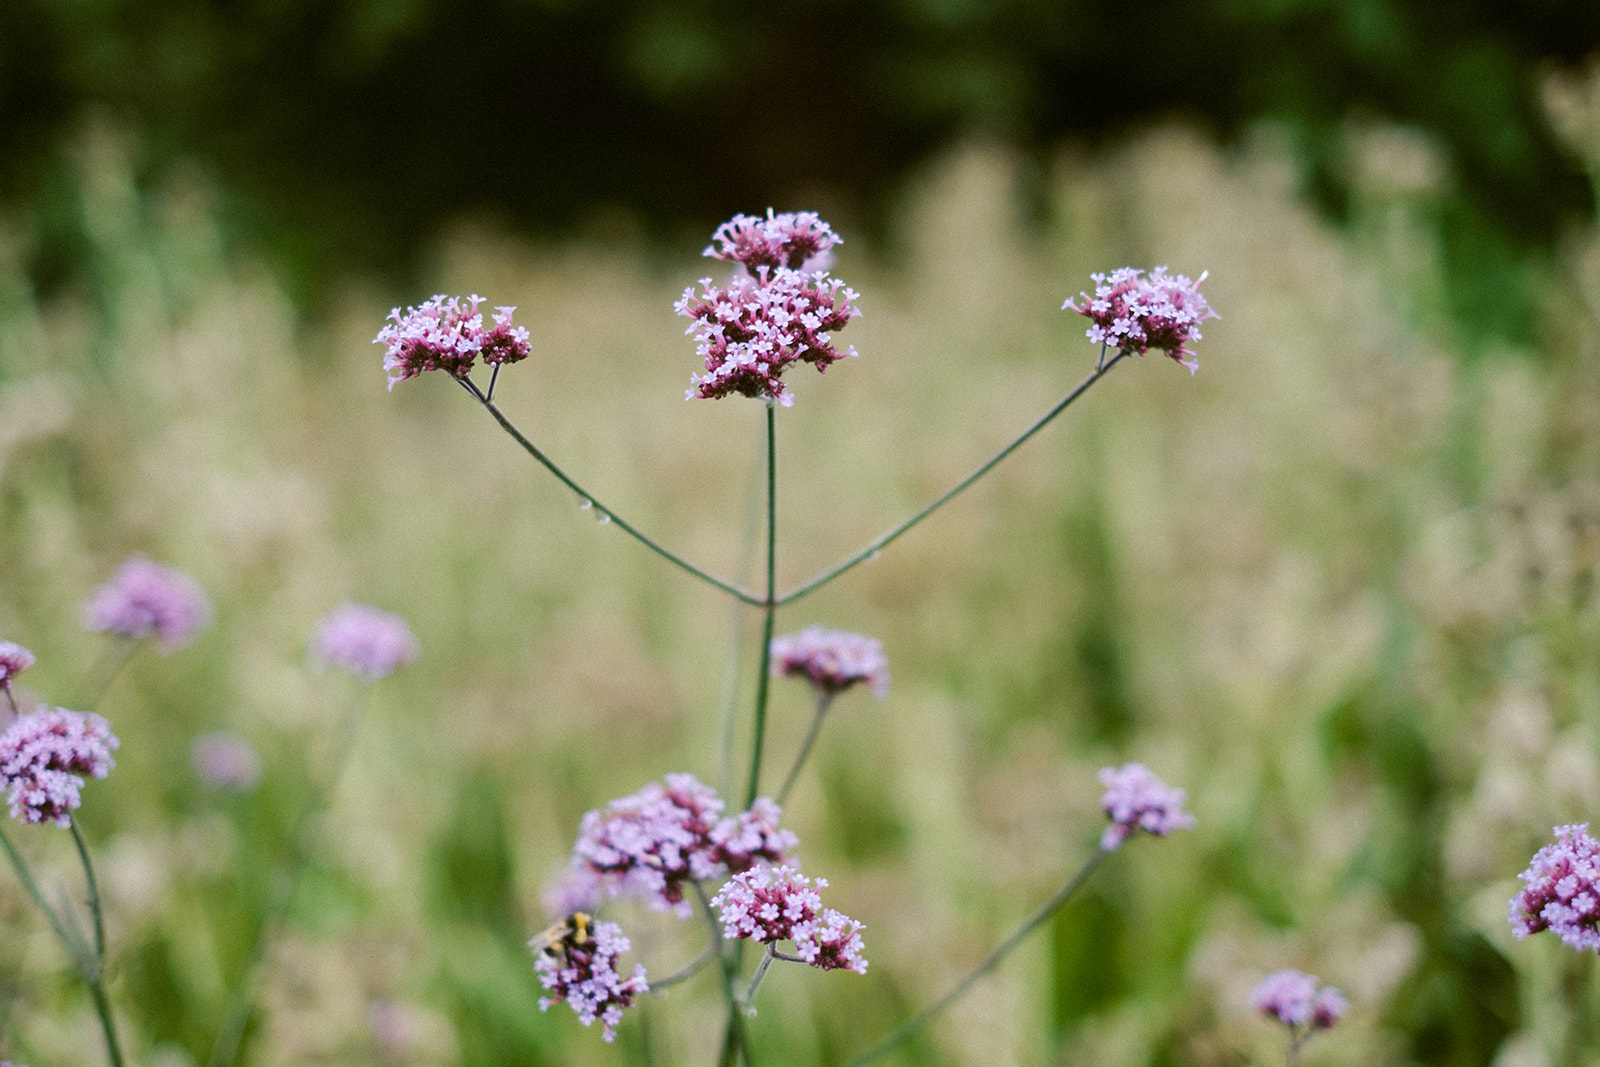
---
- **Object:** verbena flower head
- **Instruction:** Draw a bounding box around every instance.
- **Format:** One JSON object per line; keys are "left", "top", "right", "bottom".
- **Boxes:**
{"left": 704, "top": 210, "right": 841, "bottom": 273}
{"left": 82, "top": 555, "right": 213, "bottom": 651}
{"left": 0, "top": 707, "right": 119, "bottom": 826}
{"left": 1066, "top": 266, "right": 1217, "bottom": 373}
{"left": 570, "top": 773, "right": 796, "bottom": 916}
{"left": 1251, "top": 969, "right": 1348, "bottom": 1031}
{"left": 533, "top": 916, "right": 649, "bottom": 1043}
{"left": 190, "top": 731, "right": 262, "bottom": 791}
{"left": 1098, "top": 762, "right": 1196, "bottom": 851}
{"left": 1510, "top": 823, "right": 1600, "bottom": 951}
{"left": 770, "top": 626, "right": 890, "bottom": 700}
{"left": 0, "top": 641, "right": 35, "bottom": 688}
{"left": 711, "top": 864, "right": 868, "bottom": 974}
{"left": 310, "top": 604, "right": 419, "bottom": 682}
{"left": 375, "top": 294, "right": 531, "bottom": 389}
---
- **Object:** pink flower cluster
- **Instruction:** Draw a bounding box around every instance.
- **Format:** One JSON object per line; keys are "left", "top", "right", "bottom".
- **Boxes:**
{"left": 375, "top": 294, "right": 531, "bottom": 389}
{"left": 533, "top": 919, "right": 649, "bottom": 1043}
{"left": 1250, "top": 969, "right": 1348, "bottom": 1031}
{"left": 678, "top": 211, "right": 861, "bottom": 407}
{"left": 0, "top": 707, "right": 119, "bottom": 826}
{"left": 711, "top": 864, "right": 868, "bottom": 974}
{"left": 310, "top": 604, "right": 419, "bottom": 682}
{"left": 82, "top": 555, "right": 212, "bottom": 651}
{"left": 568, "top": 773, "right": 796, "bottom": 916}
{"left": 0, "top": 641, "right": 34, "bottom": 689}
{"left": 1510, "top": 823, "right": 1600, "bottom": 951}
{"left": 1098, "top": 763, "right": 1196, "bottom": 851}
{"left": 770, "top": 626, "right": 889, "bottom": 700}
{"left": 1065, "top": 266, "right": 1217, "bottom": 373}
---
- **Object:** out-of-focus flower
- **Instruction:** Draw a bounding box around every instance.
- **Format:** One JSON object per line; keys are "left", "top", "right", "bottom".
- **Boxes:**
{"left": 711, "top": 865, "right": 867, "bottom": 974}
{"left": 310, "top": 604, "right": 419, "bottom": 682}
{"left": 1510, "top": 823, "right": 1600, "bottom": 951}
{"left": 1098, "top": 763, "right": 1195, "bottom": 851}
{"left": 190, "top": 731, "right": 262, "bottom": 791}
{"left": 375, "top": 294, "right": 531, "bottom": 389}
{"left": 0, "top": 642, "right": 35, "bottom": 690}
{"left": 532, "top": 916, "right": 648, "bottom": 1043}
{"left": 570, "top": 773, "right": 796, "bottom": 916}
{"left": 1065, "top": 266, "right": 1217, "bottom": 373}
{"left": 704, "top": 210, "right": 841, "bottom": 273}
{"left": 542, "top": 865, "right": 604, "bottom": 919}
{"left": 770, "top": 626, "right": 889, "bottom": 700}
{"left": 82, "top": 555, "right": 213, "bottom": 651}
{"left": 1251, "top": 969, "right": 1348, "bottom": 1031}
{"left": 0, "top": 707, "right": 119, "bottom": 826}
{"left": 368, "top": 999, "right": 419, "bottom": 1062}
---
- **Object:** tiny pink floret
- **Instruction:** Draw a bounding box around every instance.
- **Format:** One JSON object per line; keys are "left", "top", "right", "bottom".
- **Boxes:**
{"left": 770, "top": 626, "right": 889, "bottom": 700}
{"left": 1251, "top": 969, "right": 1347, "bottom": 1031}
{"left": 1066, "top": 266, "right": 1217, "bottom": 373}
{"left": 310, "top": 604, "right": 419, "bottom": 682}
{"left": 0, "top": 708, "right": 120, "bottom": 826}
{"left": 1510, "top": 823, "right": 1600, "bottom": 952}
{"left": 82, "top": 555, "right": 213, "bottom": 651}
{"left": 711, "top": 864, "right": 867, "bottom": 974}
{"left": 0, "top": 641, "right": 35, "bottom": 687}
{"left": 375, "top": 294, "right": 532, "bottom": 389}
{"left": 1098, "top": 762, "right": 1195, "bottom": 851}
{"left": 533, "top": 918, "right": 649, "bottom": 1043}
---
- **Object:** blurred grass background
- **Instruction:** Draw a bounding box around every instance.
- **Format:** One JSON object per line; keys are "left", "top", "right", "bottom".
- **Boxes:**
{"left": 2, "top": 12, "right": 1600, "bottom": 1067}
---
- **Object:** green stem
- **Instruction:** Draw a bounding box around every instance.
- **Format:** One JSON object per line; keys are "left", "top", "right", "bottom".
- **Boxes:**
{"left": 69, "top": 818, "right": 125, "bottom": 1067}
{"left": 79, "top": 636, "right": 139, "bottom": 710}
{"left": 744, "top": 403, "right": 778, "bottom": 810}
{"left": 776, "top": 692, "right": 834, "bottom": 808}
{"left": 741, "top": 945, "right": 777, "bottom": 1014}
{"left": 694, "top": 882, "right": 752, "bottom": 1067}
{"left": 777, "top": 351, "right": 1125, "bottom": 606}
{"left": 0, "top": 824, "right": 89, "bottom": 969}
{"left": 843, "top": 846, "right": 1109, "bottom": 1066}
{"left": 456, "top": 375, "right": 762, "bottom": 606}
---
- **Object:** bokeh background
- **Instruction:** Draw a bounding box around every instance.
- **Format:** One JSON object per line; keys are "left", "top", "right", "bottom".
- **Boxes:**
{"left": 3, "top": 3, "right": 1600, "bottom": 1064}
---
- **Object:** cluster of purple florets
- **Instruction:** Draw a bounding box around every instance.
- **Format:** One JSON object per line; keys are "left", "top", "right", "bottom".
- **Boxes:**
{"left": 533, "top": 919, "right": 649, "bottom": 1043}
{"left": 1098, "top": 762, "right": 1196, "bottom": 851}
{"left": 677, "top": 210, "right": 862, "bottom": 407}
{"left": 1509, "top": 823, "right": 1600, "bottom": 951}
{"left": 1066, "top": 266, "right": 1217, "bottom": 373}
{"left": 375, "top": 294, "right": 531, "bottom": 389}
{"left": 711, "top": 864, "right": 868, "bottom": 974}
{"left": 310, "top": 603, "right": 420, "bottom": 682}
{"left": 82, "top": 555, "right": 213, "bottom": 652}
{"left": 0, "top": 707, "right": 119, "bottom": 826}
{"left": 770, "top": 626, "right": 890, "bottom": 700}
{"left": 1250, "top": 969, "right": 1348, "bottom": 1032}
{"left": 0, "top": 642, "right": 35, "bottom": 691}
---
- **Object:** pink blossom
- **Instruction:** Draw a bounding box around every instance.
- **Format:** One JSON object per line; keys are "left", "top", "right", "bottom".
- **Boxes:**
{"left": 82, "top": 555, "right": 212, "bottom": 651}
{"left": 770, "top": 626, "right": 889, "bottom": 700}
{"left": 374, "top": 294, "right": 531, "bottom": 389}
{"left": 1251, "top": 969, "right": 1347, "bottom": 1031}
{"left": 704, "top": 210, "right": 841, "bottom": 273}
{"left": 310, "top": 604, "right": 419, "bottom": 682}
{"left": 0, "top": 641, "right": 35, "bottom": 688}
{"left": 0, "top": 707, "right": 119, "bottom": 826}
{"left": 1065, "top": 266, "right": 1217, "bottom": 373}
{"left": 533, "top": 918, "right": 648, "bottom": 1043}
{"left": 710, "top": 865, "right": 867, "bottom": 974}
{"left": 1098, "top": 763, "right": 1195, "bottom": 851}
{"left": 190, "top": 731, "right": 262, "bottom": 791}
{"left": 1510, "top": 823, "right": 1600, "bottom": 952}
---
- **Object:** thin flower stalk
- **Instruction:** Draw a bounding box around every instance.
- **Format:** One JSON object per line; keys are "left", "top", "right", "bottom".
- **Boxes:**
{"left": 692, "top": 881, "right": 753, "bottom": 1067}
{"left": 69, "top": 818, "right": 124, "bottom": 1067}
{"left": 744, "top": 402, "right": 779, "bottom": 810}
{"left": 776, "top": 692, "right": 835, "bottom": 808}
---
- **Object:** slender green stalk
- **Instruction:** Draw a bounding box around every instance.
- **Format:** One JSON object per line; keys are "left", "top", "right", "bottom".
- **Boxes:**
{"left": 778, "top": 351, "right": 1125, "bottom": 606}
{"left": 744, "top": 403, "right": 778, "bottom": 810}
{"left": 693, "top": 882, "right": 751, "bottom": 1067}
{"left": 740, "top": 945, "right": 777, "bottom": 1014}
{"left": 0, "top": 824, "right": 89, "bottom": 969}
{"left": 69, "top": 818, "right": 125, "bottom": 1067}
{"left": 206, "top": 687, "right": 372, "bottom": 1067}
{"left": 843, "top": 847, "right": 1109, "bottom": 1066}
{"left": 776, "top": 692, "right": 834, "bottom": 808}
{"left": 718, "top": 415, "right": 768, "bottom": 795}
{"left": 79, "top": 636, "right": 139, "bottom": 710}
{"left": 455, "top": 375, "right": 762, "bottom": 606}
{"left": 648, "top": 944, "right": 718, "bottom": 990}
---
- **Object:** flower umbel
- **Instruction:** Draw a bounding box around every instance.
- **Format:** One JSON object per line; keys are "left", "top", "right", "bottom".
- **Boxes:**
{"left": 711, "top": 864, "right": 867, "bottom": 973}
{"left": 0, "top": 641, "right": 35, "bottom": 690}
{"left": 0, "top": 708, "right": 119, "bottom": 826}
{"left": 1066, "top": 266, "right": 1217, "bottom": 373}
{"left": 1098, "top": 762, "right": 1195, "bottom": 851}
{"left": 1251, "top": 969, "right": 1348, "bottom": 1032}
{"left": 310, "top": 604, "right": 420, "bottom": 682}
{"left": 770, "top": 626, "right": 890, "bottom": 700}
{"left": 1510, "top": 823, "right": 1600, "bottom": 951}
{"left": 533, "top": 916, "right": 649, "bottom": 1043}
{"left": 704, "top": 210, "right": 841, "bottom": 273}
{"left": 375, "top": 294, "right": 531, "bottom": 389}
{"left": 82, "top": 555, "right": 213, "bottom": 651}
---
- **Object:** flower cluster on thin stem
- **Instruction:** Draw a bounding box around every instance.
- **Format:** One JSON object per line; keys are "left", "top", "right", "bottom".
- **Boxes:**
{"left": 0, "top": 641, "right": 35, "bottom": 697}
{"left": 711, "top": 865, "right": 868, "bottom": 975}
{"left": 770, "top": 626, "right": 889, "bottom": 700}
{"left": 532, "top": 916, "right": 649, "bottom": 1043}
{"left": 0, "top": 708, "right": 119, "bottom": 827}
{"left": 81, "top": 555, "right": 212, "bottom": 652}
{"left": 1510, "top": 823, "right": 1600, "bottom": 951}
{"left": 309, "top": 603, "right": 419, "bottom": 682}
{"left": 375, "top": 294, "right": 531, "bottom": 389}
{"left": 1065, "top": 266, "right": 1217, "bottom": 373}
{"left": 1098, "top": 762, "right": 1196, "bottom": 851}
{"left": 1252, "top": 969, "right": 1347, "bottom": 1063}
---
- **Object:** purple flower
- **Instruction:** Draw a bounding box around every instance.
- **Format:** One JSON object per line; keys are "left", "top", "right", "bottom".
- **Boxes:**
{"left": 1065, "top": 267, "right": 1217, "bottom": 373}
{"left": 82, "top": 555, "right": 213, "bottom": 651}
{"left": 570, "top": 773, "right": 796, "bottom": 916}
{"left": 1098, "top": 763, "right": 1195, "bottom": 851}
{"left": 711, "top": 865, "right": 868, "bottom": 974}
{"left": 1251, "top": 969, "right": 1348, "bottom": 1031}
{"left": 1510, "top": 823, "right": 1600, "bottom": 952}
{"left": 310, "top": 604, "right": 419, "bottom": 682}
{"left": 770, "top": 626, "right": 889, "bottom": 700}
{"left": 0, "top": 641, "right": 35, "bottom": 688}
{"left": 704, "top": 210, "right": 841, "bottom": 273}
{"left": 374, "top": 294, "right": 531, "bottom": 389}
{"left": 533, "top": 917, "right": 648, "bottom": 1043}
{"left": 0, "top": 708, "right": 119, "bottom": 826}
{"left": 190, "top": 731, "right": 262, "bottom": 791}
